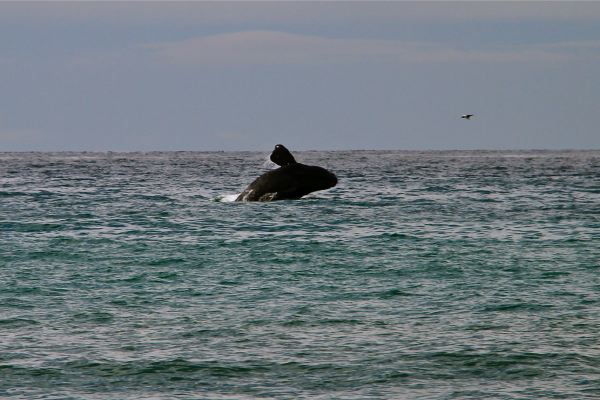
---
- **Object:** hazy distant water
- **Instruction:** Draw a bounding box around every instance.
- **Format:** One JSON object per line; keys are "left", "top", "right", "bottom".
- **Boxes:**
{"left": 1, "top": 150, "right": 599, "bottom": 400}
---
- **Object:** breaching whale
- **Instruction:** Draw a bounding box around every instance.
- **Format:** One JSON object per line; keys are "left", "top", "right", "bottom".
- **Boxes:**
{"left": 235, "top": 144, "right": 337, "bottom": 202}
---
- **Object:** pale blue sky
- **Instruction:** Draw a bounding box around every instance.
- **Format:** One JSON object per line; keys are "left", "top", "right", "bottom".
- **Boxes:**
{"left": 1, "top": 1, "right": 600, "bottom": 151}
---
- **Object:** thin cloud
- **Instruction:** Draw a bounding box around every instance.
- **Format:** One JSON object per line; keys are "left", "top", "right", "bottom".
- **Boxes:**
{"left": 145, "top": 30, "right": 589, "bottom": 67}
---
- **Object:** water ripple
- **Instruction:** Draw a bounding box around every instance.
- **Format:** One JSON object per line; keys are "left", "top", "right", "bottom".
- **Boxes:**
{"left": 1, "top": 150, "right": 599, "bottom": 399}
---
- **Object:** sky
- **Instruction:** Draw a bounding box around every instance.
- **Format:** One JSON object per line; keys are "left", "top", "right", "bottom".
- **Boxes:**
{"left": 1, "top": 1, "right": 600, "bottom": 151}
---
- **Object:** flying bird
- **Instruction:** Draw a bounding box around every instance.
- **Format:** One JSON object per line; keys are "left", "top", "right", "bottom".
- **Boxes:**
{"left": 461, "top": 114, "right": 474, "bottom": 120}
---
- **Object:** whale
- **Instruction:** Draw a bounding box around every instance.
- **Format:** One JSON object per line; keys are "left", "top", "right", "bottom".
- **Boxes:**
{"left": 235, "top": 144, "right": 337, "bottom": 202}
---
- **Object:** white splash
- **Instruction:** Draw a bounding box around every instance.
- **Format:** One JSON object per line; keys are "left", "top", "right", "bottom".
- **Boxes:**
{"left": 215, "top": 193, "right": 240, "bottom": 202}
{"left": 262, "top": 156, "right": 277, "bottom": 169}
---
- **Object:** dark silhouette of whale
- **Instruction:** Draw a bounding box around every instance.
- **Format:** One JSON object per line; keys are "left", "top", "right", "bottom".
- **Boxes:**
{"left": 235, "top": 144, "right": 337, "bottom": 202}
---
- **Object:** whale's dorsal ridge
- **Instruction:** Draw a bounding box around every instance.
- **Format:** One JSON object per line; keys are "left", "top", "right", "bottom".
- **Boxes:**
{"left": 270, "top": 144, "right": 297, "bottom": 167}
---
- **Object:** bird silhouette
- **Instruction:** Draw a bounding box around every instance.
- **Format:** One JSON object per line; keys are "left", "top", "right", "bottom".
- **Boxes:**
{"left": 461, "top": 114, "right": 474, "bottom": 120}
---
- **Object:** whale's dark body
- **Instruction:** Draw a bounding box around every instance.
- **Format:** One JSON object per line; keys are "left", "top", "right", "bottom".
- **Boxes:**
{"left": 235, "top": 144, "right": 337, "bottom": 202}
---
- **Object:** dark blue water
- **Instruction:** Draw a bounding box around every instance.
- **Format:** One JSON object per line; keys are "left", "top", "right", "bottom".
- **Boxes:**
{"left": 1, "top": 150, "right": 599, "bottom": 399}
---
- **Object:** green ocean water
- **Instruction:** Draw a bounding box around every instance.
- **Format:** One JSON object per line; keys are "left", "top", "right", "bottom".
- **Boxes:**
{"left": 1, "top": 150, "right": 599, "bottom": 399}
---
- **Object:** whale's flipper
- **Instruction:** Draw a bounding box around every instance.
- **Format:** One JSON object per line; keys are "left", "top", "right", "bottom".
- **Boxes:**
{"left": 270, "top": 144, "right": 296, "bottom": 167}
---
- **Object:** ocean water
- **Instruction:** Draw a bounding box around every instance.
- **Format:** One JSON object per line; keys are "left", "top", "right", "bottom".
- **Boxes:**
{"left": 1, "top": 150, "right": 599, "bottom": 400}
